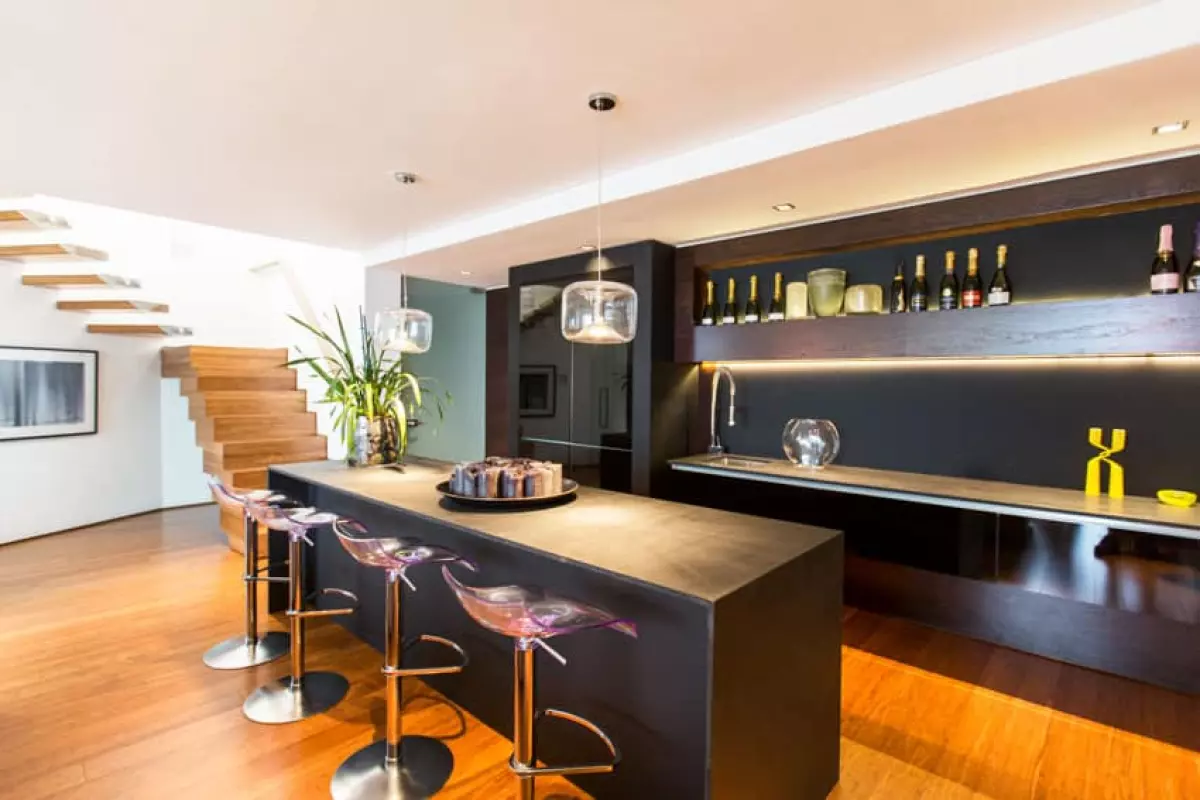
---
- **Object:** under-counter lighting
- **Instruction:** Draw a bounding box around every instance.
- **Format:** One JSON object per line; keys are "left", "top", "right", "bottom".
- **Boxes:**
{"left": 1152, "top": 121, "right": 1189, "bottom": 135}
{"left": 703, "top": 354, "right": 1200, "bottom": 372}
{"left": 579, "top": 244, "right": 596, "bottom": 251}
{"left": 772, "top": 203, "right": 796, "bottom": 212}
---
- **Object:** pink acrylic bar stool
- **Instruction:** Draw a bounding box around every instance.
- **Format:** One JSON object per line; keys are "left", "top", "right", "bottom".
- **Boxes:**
{"left": 242, "top": 504, "right": 359, "bottom": 724}
{"left": 202, "top": 477, "right": 293, "bottom": 670}
{"left": 442, "top": 566, "right": 636, "bottom": 800}
{"left": 329, "top": 518, "right": 472, "bottom": 800}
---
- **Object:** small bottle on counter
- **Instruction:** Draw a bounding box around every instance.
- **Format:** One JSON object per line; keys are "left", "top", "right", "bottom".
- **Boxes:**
{"left": 961, "top": 248, "right": 982, "bottom": 309}
{"left": 744, "top": 275, "right": 762, "bottom": 323}
{"left": 699, "top": 280, "right": 716, "bottom": 325}
{"left": 767, "top": 272, "right": 786, "bottom": 321}
{"left": 988, "top": 244, "right": 1012, "bottom": 306}
{"left": 909, "top": 255, "right": 928, "bottom": 312}
{"left": 1150, "top": 224, "right": 1179, "bottom": 295}
{"left": 890, "top": 260, "right": 906, "bottom": 313}
{"left": 939, "top": 251, "right": 959, "bottom": 310}
{"left": 720, "top": 277, "right": 738, "bottom": 325}
{"left": 1186, "top": 222, "right": 1200, "bottom": 292}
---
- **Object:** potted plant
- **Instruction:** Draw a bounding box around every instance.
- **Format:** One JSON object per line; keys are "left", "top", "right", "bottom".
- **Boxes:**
{"left": 287, "top": 308, "right": 447, "bottom": 466}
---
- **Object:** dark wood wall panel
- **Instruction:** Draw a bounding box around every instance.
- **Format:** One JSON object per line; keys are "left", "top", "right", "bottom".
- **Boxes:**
{"left": 484, "top": 288, "right": 509, "bottom": 456}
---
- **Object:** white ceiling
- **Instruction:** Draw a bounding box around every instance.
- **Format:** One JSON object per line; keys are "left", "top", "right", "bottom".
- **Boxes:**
{"left": 2, "top": 0, "right": 1197, "bottom": 288}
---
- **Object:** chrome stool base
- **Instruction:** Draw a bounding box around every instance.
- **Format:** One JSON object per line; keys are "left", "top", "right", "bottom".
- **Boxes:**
{"left": 202, "top": 632, "right": 289, "bottom": 670}
{"left": 243, "top": 671, "right": 350, "bottom": 724}
{"left": 330, "top": 737, "right": 454, "bottom": 800}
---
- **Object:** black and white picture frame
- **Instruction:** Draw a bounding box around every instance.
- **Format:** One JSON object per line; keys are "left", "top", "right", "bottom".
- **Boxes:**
{"left": 0, "top": 347, "right": 99, "bottom": 442}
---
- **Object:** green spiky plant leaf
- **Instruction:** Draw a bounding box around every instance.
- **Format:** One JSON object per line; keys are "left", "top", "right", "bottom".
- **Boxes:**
{"left": 286, "top": 308, "right": 449, "bottom": 459}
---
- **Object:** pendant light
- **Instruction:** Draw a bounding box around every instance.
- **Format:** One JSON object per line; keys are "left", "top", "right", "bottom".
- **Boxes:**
{"left": 376, "top": 172, "right": 433, "bottom": 354}
{"left": 561, "top": 93, "right": 638, "bottom": 344}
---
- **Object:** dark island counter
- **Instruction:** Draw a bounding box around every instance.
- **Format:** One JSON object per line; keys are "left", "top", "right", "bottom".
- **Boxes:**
{"left": 269, "top": 459, "right": 843, "bottom": 799}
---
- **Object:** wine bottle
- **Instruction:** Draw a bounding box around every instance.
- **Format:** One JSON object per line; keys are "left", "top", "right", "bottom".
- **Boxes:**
{"left": 1150, "top": 224, "right": 1179, "bottom": 295}
{"left": 1186, "top": 223, "right": 1200, "bottom": 293}
{"left": 909, "top": 255, "right": 928, "bottom": 312}
{"left": 720, "top": 277, "right": 738, "bottom": 325}
{"left": 744, "top": 275, "right": 762, "bottom": 323}
{"left": 961, "top": 248, "right": 982, "bottom": 308}
{"left": 767, "top": 272, "right": 785, "bottom": 321}
{"left": 939, "top": 251, "right": 959, "bottom": 310}
{"left": 988, "top": 244, "right": 1012, "bottom": 306}
{"left": 890, "top": 261, "right": 906, "bottom": 313}
{"left": 699, "top": 280, "right": 716, "bottom": 325}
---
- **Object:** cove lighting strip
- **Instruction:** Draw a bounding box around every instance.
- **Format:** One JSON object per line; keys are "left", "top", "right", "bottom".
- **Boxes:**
{"left": 703, "top": 354, "right": 1200, "bottom": 372}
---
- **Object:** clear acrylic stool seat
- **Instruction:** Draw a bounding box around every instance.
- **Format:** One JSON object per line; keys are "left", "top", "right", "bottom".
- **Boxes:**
{"left": 201, "top": 478, "right": 293, "bottom": 670}
{"left": 329, "top": 519, "right": 473, "bottom": 800}
{"left": 442, "top": 566, "right": 636, "bottom": 800}
{"left": 242, "top": 505, "right": 358, "bottom": 724}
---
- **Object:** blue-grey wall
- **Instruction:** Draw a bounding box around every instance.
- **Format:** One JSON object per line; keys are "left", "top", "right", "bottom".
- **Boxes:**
{"left": 365, "top": 271, "right": 486, "bottom": 463}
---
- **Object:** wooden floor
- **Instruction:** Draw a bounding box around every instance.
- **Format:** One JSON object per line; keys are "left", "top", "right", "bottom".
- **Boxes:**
{"left": 2, "top": 508, "right": 1198, "bottom": 800}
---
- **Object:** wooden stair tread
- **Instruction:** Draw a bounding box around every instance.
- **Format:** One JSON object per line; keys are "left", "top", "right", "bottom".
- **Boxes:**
{"left": 187, "top": 390, "right": 308, "bottom": 420}
{"left": 0, "top": 210, "right": 69, "bottom": 231}
{"left": 217, "top": 468, "right": 269, "bottom": 491}
{"left": 205, "top": 435, "right": 327, "bottom": 455}
{"left": 87, "top": 323, "right": 192, "bottom": 336}
{"left": 161, "top": 346, "right": 291, "bottom": 378}
{"left": 22, "top": 273, "right": 140, "bottom": 288}
{"left": 58, "top": 299, "right": 169, "bottom": 312}
{"left": 180, "top": 372, "right": 297, "bottom": 393}
{"left": 197, "top": 412, "right": 318, "bottom": 443}
{"left": 1, "top": 243, "right": 107, "bottom": 262}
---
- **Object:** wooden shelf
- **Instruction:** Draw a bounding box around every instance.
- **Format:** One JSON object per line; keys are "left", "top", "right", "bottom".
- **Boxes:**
{"left": 685, "top": 294, "right": 1200, "bottom": 362}
{"left": 0, "top": 210, "right": 69, "bottom": 231}
{"left": 669, "top": 455, "right": 1200, "bottom": 540}
{"left": 22, "top": 273, "right": 140, "bottom": 289}
{"left": 0, "top": 244, "right": 106, "bottom": 262}
{"left": 87, "top": 323, "right": 192, "bottom": 337}
{"left": 57, "top": 299, "right": 168, "bottom": 313}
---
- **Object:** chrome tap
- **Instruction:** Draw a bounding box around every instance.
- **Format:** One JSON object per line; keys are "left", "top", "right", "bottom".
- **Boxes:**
{"left": 708, "top": 365, "right": 736, "bottom": 455}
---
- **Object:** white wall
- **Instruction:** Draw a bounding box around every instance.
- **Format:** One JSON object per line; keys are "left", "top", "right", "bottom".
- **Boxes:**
{"left": 0, "top": 196, "right": 364, "bottom": 545}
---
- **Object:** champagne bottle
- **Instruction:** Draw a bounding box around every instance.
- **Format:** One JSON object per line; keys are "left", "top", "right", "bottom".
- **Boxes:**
{"left": 988, "top": 244, "right": 1012, "bottom": 306}
{"left": 909, "top": 255, "right": 928, "bottom": 312}
{"left": 939, "top": 251, "right": 959, "bottom": 310}
{"left": 699, "top": 280, "right": 716, "bottom": 325}
{"left": 744, "top": 275, "right": 762, "bottom": 323}
{"left": 890, "top": 261, "right": 906, "bottom": 314}
{"left": 720, "top": 277, "right": 738, "bottom": 325}
{"left": 767, "top": 272, "right": 785, "bottom": 321}
{"left": 961, "top": 248, "right": 982, "bottom": 308}
{"left": 1186, "top": 223, "right": 1200, "bottom": 293}
{"left": 1150, "top": 224, "right": 1180, "bottom": 294}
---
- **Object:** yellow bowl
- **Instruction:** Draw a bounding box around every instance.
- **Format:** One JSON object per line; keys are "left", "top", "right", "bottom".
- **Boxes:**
{"left": 1156, "top": 489, "right": 1197, "bottom": 508}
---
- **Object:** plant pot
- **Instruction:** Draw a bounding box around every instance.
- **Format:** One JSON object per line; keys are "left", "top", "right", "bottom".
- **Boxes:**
{"left": 350, "top": 416, "right": 401, "bottom": 467}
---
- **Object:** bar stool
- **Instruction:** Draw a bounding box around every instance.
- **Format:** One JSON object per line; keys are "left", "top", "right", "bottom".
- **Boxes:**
{"left": 442, "top": 566, "right": 636, "bottom": 800}
{"left": 202, "top": 478, "right": 293, "bottom": 670}
{"left": 243, "top": 504, "right": 359, "bottom": 724}
{"left": 329, "top": 518, "right": 472, "bottom": 800}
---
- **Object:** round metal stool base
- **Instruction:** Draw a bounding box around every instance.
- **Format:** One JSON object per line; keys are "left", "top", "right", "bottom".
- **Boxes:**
{"left": 330, "top": 738, "right": 455, "bottom": 800}
{"left": 243, "top": 671, "right": 350, "bottom": 724}
{"left": 202, "top": 632, "right": 290, "bottom": 670}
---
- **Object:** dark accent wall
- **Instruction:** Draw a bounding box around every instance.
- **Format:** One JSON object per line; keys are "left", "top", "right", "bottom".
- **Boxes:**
{"left": 484, "top": 288, "right": 509, "bottom": 456}
{"left": 700, "top": 202, "right": 1200, "bottom": 495}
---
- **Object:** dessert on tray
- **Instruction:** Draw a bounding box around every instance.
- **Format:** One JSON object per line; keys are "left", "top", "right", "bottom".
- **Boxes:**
{"left": 449, "top": 457, "right": 565, "bottom": 499}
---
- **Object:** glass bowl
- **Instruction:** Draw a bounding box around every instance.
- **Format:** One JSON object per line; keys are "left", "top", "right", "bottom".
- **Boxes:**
{"left": 782, "top": 418, "right": 841, "bottom": 468}
{"left": 807, "top": 269, "right": 847, "bottom": 317}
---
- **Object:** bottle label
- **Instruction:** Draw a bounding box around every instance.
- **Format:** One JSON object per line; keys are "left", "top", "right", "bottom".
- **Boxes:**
{"left": 743, "top": 313, "right": 759, "bottom": 323}
{"left": 767, "top": 311, "right": 785, "bottom": 321}
{"left": 940, "top": 291, "right": 956, "bottom": 310}
{"left": 721, "top": 315, "right": 736, "bottom": 325}
{"left": 987, "top": 290, "right": 1010, "bottom": 306}
{"left": 910, "top": 297, "right": 926, "bottom": 312}
{"left": 1188, "top": 274, "right": 1200, "bottom": 293}
{"left": 962, "top": 289, "right": 982, "bottom": 308}
{"left": 700, "top": 318, "right": 714, "bottom": 326}
{"left": 1151, "top": 273, "right": 1180, "bottom": 292}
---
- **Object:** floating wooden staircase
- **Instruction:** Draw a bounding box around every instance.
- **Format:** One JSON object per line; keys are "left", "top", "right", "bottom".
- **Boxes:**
{"left": 0, "top": 209, "right": 69, "bottom": 231}
{"left": 162, "top": 345, "right": 326, "bottom": 553}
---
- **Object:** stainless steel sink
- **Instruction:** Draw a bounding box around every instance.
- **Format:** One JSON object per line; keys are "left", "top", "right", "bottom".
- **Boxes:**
{"left": 701, "top": 454, "right": 772, "bottom": 469}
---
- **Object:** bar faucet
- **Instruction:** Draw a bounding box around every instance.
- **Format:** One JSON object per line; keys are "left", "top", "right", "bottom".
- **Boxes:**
{"left": 708, "top": 365, "right": 736, "bottom": 455}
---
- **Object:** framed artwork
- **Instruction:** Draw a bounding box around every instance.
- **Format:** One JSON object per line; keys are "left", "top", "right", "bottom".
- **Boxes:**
{"left": 518, "top": 364, "right": 557, "bottom": 418}
{"left": 0, "top": 347, "right": 99, "bottom": 442}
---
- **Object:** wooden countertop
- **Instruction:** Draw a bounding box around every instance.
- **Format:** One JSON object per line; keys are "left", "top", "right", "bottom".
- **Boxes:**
{"left": 271, "top": 459, "right": 840, "bottom": 603}
{"left": 670, "top": 454, "right": 1200, "bottom": 540}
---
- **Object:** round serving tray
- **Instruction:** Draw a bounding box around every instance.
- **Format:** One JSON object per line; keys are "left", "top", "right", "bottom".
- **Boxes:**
{"left": 435, "top": 479, "right": 578, "bottom": 510}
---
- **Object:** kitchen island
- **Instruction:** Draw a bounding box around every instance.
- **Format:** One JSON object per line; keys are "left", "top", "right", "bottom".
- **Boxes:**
{"left": 268, "top": 459, "right": 843, "bottom": 800}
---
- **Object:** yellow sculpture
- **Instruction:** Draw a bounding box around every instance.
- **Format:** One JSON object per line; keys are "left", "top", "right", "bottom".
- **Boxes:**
{"left": 1085, "top": 428, "right": 1126, "bottom": 499}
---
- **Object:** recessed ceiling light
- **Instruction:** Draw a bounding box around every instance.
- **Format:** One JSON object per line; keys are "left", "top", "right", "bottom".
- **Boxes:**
{"left": 579, "top": 244, "right": 596, "bottom": 251}
{"left": 460, "top": 270, "right": 472, "bottom": 276}
{"left": 772, "top": 203, "right": 796, "bottom": 212}
{"left": 1152, "top": 121, "right": 1189, "bottom": 135}
{"left": 392, "top": 171, "right": 418, "bottom": 184}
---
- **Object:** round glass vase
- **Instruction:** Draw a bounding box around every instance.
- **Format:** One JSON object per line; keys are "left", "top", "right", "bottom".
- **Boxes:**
{"left": 782, "top": 418, "right": 840, "bottom": 468}
{"left": 349, "top": 416, "right": 401, "bottom": 467}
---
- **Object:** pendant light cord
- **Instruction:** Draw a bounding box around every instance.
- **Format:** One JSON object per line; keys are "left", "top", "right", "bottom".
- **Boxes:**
{"left": 594, "top": 100, "right": 604, "bottom": 281}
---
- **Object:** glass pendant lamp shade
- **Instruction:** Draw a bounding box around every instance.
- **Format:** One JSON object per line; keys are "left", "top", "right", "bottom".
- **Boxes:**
{"left": 561, "top": 278, "right": 637, "bottom": 344}
{"left": 376, "top": 307, "right": 432, "bottom": 354}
